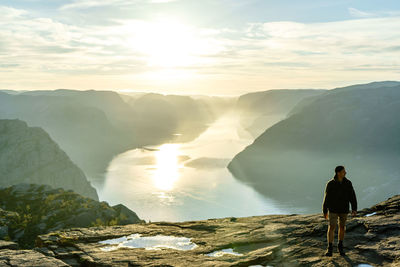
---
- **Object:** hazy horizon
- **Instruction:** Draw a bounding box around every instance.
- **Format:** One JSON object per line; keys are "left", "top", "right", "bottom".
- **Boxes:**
{"left": 2, "top": 80, "right": 399, "bottom": 98}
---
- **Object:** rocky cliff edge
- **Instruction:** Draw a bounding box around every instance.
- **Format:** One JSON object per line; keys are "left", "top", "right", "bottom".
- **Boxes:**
{"left": 1, "top": 194, "right": 393, "bottom": 266}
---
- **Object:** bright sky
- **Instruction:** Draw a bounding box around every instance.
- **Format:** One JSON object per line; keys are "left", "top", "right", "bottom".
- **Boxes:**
{"left": 1, "top": 0, "right": 399, "bottom": 95}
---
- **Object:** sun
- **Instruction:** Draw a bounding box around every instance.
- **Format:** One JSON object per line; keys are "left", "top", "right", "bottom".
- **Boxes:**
{"left": 131, "top": 17, "right": 201, "bottom": 68}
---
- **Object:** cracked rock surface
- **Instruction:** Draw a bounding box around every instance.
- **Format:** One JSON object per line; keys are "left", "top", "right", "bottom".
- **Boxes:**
{"left": 30, "top": 195, "right": 399, "bottom": 266}
{"left": 0, "top": 241, "right": 68, "bottom": 266}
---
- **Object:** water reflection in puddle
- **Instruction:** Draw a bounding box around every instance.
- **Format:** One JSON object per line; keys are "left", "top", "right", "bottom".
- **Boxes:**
{"left": 206, "top": 248, "right": 243, "bottom": 257}
{"left": 99, "top": 234, "right": 198, "bottom": 251}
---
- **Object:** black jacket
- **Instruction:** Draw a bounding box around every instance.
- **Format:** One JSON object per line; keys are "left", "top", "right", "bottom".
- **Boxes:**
{"left": 322, "top": 176, "right": 357, "bottom": 214}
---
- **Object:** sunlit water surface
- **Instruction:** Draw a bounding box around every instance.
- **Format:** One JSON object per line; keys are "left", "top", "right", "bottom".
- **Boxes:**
{"left": 95, "top": 110, "right": 298, "bottom": 222}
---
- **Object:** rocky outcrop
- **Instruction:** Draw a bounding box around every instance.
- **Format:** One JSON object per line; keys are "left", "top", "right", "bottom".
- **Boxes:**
{"left": 0, "top": 184, "right": 144, "bottom": 248}
{"left": 0, "top": 119, "right": 98, "bottom": 200}
{"left": 26, "top": 195, "right": 399, "bottom": 266}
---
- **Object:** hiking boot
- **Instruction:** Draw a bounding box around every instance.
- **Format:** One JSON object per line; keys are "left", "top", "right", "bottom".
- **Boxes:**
{"left": 325, "top": 246, "right": 333, "bottom": 256}
{"left": 338, "top": 242, "right": 346, "bottom": 256}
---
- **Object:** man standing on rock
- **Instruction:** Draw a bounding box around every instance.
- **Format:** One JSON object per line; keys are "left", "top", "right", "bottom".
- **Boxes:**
{"left": 322, "top": 165, "right": 357, "bottom": 256}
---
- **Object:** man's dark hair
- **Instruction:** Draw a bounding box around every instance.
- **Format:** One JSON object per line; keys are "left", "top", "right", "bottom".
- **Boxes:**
{"left": 335, "top": 165, "right": 345, "bottom": 173}
{"left": 334, "top": 165, "right": 345, "bottom": 179}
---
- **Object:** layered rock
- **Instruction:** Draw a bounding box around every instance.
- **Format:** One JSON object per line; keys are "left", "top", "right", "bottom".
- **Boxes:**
{"left": 29, "top": 195, "right": 400, "bottom": 266}
{"left": 0, "top": 119, "right": 98, "bottom": 200}
{"left": 0, "top": 184, "right": 143, "bottom": 248}
{"left": 0, "top": 240, "right": 68, "bottom": 266}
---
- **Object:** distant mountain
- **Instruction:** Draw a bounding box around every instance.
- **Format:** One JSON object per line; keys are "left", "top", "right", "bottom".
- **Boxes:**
{"left": 0, "top": 119, "right": 98, "bottom": 200}
{"left": 287, "top": 81, "right": 400, "bottom": 117}
{"left": 332, "top": 81, "right": 400, "bottom": 92}
{"left": 235, "top": 89, "right": 326, "bottom": 137}
{"left": 0, "top": 90, "right": 228, "bottom": 178}
{"left": 0, "top": 90, "right": 25, "bottom": 95}
{"left": 228, "top": 81, "right": 400, "bottom": 212}
{"left": 126, "top": 93, "right": 234, "bottom": 143}
{"left": 20, "top": 89, "right": 135, "bottom": 128}
{"left": 0, "top": 91, "right": 128, "bottom": 179}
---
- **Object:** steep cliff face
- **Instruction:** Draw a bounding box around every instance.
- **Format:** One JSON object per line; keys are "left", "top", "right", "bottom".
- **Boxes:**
{"left": 25, "top": 194, "right": 399, "bottom": 266}
{"left": 0, "top": 119, "right": 98, "bottom": 200}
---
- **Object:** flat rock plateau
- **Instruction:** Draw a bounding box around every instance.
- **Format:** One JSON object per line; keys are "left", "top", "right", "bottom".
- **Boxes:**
{"left": 1, "top": 195, "right": 399, "bottom": 266}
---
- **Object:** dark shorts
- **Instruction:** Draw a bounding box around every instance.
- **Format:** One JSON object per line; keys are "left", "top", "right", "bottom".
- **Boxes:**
{"left": 328, "top": 211, "right": 348, "bottom": 227}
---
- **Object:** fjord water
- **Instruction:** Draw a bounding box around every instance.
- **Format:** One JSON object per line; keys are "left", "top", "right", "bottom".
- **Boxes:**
{"left": 96, "top": 110, "right": 295, "bottom": 222}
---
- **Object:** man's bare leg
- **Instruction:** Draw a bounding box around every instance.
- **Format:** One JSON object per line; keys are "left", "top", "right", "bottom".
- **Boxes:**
{"left": 328, "top": 224, "right": 336, "bottom": 243}
{"left": 325, "top": 224, "right": 335, "bottom": 256}
{"left": 338, "top": 224, "right": 346, "bottom": 255}
{"left": 338, "top": 225, "right": 345, "bottom": 241}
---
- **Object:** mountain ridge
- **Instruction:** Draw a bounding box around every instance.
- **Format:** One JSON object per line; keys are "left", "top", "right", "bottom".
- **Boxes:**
{"left": 228, "top": 81, "right": 400, "bottom": 211}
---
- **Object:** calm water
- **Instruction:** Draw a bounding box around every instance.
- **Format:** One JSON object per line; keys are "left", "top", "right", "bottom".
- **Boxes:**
{"left": 95, "top": 110, "right": 296, "bottom": 222}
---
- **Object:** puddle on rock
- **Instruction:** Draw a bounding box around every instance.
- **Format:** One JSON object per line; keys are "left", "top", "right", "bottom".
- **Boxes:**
{"left": 99, "top": 234, "right": 198, "bottom": 251}
{"left": 206, "top": 248, "right": 243, "bottom": 257}
{"left": 206, "top": 241, "right": 276, "bottom": 258}
{"left": 364, "top": 212, "right": 377, "bottom": 217}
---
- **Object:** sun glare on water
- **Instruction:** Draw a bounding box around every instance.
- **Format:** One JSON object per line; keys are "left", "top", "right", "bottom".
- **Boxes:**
{"left": 152, "top": 144, "right": 182, "bottom": 191}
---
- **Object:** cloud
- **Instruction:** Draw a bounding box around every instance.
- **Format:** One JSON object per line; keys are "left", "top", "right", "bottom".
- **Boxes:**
{"left": 348, "top": 7, "right": 375, "bottom": 18}
{"left": 348, "top": 7, "right": 400, "bottom": 18}
{"left": 60, "top": 0, "right": 179, "bottom": 10}
{"left": 0, "top": 4, "right": 399, "bottom": 95}
{"left": 149, "top": 0, "right": 178, "bottom": 2}
{"left": 60, "top": 0, "right": 125, "bottom": 10}
{"left": 0, "top": 6, "right": 28, "bottom": 18}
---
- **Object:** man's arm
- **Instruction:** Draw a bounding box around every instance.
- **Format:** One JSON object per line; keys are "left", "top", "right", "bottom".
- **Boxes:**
{"left": 349, "top": 181, "right": 357, "bottom": 212}
{"left": 322, "top": 182, "right": 330, "bottom": 215}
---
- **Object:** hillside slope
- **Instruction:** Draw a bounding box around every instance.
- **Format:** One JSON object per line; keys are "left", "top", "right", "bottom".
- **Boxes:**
{"left": 228, "top": 82, "right": 400, "bottom": 211}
